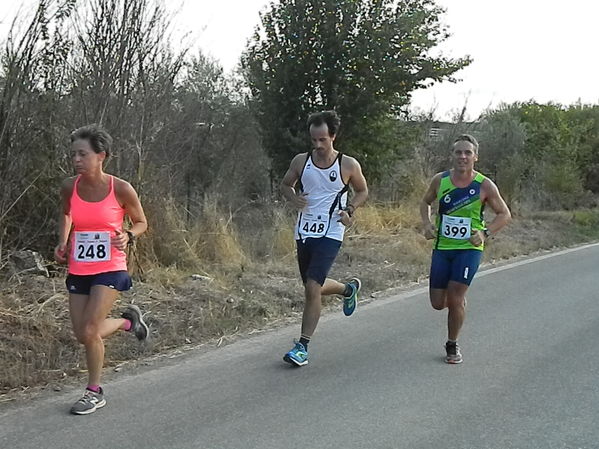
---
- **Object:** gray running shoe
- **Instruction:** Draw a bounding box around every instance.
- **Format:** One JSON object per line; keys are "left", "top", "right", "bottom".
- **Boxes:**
{"left": 121, "top": 304, "right": 149, "bottom": 340}
{"left": 445, "top": 342, "right": 463, "bottom": 364}
{"left": 70, "top": 388, "right": 106, "bottom": 415}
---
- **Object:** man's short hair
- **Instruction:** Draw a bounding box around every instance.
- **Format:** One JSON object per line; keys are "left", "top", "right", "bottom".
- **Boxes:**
{"left": 454, "top": 134, "right": 479, "bottom": 152}
{"left": 307, "top": 110, "right": 341, "bottom": 136}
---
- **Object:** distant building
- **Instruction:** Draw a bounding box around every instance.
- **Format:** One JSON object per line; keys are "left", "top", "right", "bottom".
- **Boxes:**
{"left": 426, "top": 121, "right": 480, "bottom": 142}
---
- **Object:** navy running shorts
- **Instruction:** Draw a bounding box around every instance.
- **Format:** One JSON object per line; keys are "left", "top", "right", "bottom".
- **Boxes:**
{"left": 66, "top": 270, "right": 132, "bottom": 295}
{"left": 429, "top": 249, "right": 483, "bottom": 289}
{"left": 296, "top": 237, "right": 342, "bottom": 286}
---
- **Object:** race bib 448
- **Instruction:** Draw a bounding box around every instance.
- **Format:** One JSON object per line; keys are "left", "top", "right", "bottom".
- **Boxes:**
{"left": 299, "top": 213, "right": 328, "bottom": 238}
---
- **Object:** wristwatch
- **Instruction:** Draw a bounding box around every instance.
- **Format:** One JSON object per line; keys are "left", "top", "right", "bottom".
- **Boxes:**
{"left": 483, "top": 228, "right": 491, "bottom": 238}
{"left": 126, "top": 230, "right": 136, "bottom": 246}
{"left": 344, "top": 204, "right": 356, "bottom": 217}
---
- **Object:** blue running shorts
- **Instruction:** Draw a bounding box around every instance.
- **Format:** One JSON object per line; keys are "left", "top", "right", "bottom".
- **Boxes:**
{"left": 66, "top": 270, "right": 132, "bottom": 295}
{"left": 296, "top": 237, "right": 342, "bottom": 286}
{"left": 429, "top": 249, "right": 483, "bottom": 289}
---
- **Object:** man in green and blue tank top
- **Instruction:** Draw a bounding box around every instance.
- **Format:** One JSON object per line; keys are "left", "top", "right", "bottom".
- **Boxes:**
{"left": 420, "top": 134, "right": 511, "bottom": 364}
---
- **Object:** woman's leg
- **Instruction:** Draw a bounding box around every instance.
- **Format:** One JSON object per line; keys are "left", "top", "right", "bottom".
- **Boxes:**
{"left": 72, "top": 286, "right": 121, "bottom": 386}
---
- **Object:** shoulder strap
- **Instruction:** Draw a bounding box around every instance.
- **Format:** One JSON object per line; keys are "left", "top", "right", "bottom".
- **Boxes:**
{"left": 474, "top": 172, "right": 486, "bottom": 183}
{"left": 71, "top": 175, "right": 81, "bottom": 201}
{"left": 298, "top": 152, "right": 311, "bottom": 193}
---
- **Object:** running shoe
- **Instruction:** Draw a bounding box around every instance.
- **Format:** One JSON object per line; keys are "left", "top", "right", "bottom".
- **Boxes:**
{"left": 70, "top": 388, "right": 106, "bottom": 415}
{"left": 121, "top": 304, "right": 149, "bottom": 341}
{"left": 343, "top": 277, "right": 361, "bottom": 316}
{"left": 445, "top": 341, "right": 463, "bottom": 364}
{"left": 283, "top": 341, "right": 308, "bottom": 366}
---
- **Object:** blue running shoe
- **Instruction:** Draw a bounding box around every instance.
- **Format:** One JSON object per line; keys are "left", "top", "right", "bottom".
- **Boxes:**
{"left": 343, "top": 277, "right": 361, "bottom": 316}
{"left": 283, "top": 341, "right": 308, "bottom": 366}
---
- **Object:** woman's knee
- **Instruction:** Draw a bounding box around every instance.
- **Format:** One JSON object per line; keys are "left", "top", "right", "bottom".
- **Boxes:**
{"left": 77, "top": 324, "right": 101, "bottom": 345}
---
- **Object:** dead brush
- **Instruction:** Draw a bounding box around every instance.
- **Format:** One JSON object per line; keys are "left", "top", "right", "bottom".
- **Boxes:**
{"left": 3, "top": 201, "right": 599, "bottom": 394}
{"left": 227, "top": 202, "right": 296, "bottom": 263}
{"left": 351, "top": 202, "right": 421, "bottom": 236}
{"left": 142, "top": 197, "right": 248, "bottom": 270}
{"left": 0, "top": 283, "right": 78, "bottom": 392}
{"left": 141, "top": 199, "right": 202, "bottom": 269}
{"left": 188, "top": 197, "right": 248, "bottom": 268}
{"left": 269, "top": 208, "right": 296, "bottom": 259}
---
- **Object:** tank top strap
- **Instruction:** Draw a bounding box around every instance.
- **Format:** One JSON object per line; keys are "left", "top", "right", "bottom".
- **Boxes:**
{"left": 72, "top": 175, "right": 116, "bottom": 203}
{"left": 71, "top": 175, "right": 82, "bottom": 201}
{"left": 108, "top": 175, "right": 115, "bottom": 199}
{"left": 107, "top": 175, "right": 121, "bottom": 206}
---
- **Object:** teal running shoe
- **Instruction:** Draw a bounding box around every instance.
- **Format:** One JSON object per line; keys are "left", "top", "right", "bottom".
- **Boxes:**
{"left": 343, "top": 278, "right": 361, "bottom": 316}
{"left": 283, "top": 341, "right": 308, "bottom": 366}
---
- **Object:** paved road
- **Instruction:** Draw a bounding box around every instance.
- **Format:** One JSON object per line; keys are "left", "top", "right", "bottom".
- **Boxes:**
{"left": 2, "top": 244, "right": 598, "bottom": 449}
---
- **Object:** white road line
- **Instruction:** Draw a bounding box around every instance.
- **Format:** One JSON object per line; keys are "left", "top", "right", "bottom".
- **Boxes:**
{"left": 360, "top": 242, "right": 599, "bottom": 309}
{"left": 477, "top": 242, "right": 599, "bottom": 279}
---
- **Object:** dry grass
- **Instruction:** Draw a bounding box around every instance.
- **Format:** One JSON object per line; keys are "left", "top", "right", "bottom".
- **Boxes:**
{"left": 352, "top": 203, "right": 420, "bottom": 235}
{"left": 1, "top": 204, "right": 598, "bottom": 395}
{"left": 139, "top": 196, "right": 248, "bottom": 272}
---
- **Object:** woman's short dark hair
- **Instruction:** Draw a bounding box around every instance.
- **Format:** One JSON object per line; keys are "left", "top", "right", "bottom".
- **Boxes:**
{"left": 307, "top": 110, "right": 341, "bottom": 136}
{"left": 70, "top": 124, "right": 113, "bottom": 157}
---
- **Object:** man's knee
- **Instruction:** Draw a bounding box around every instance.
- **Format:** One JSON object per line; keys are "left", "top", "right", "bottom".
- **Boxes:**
{"left": 446, "top": 289, "right": 467, "bottom": 309}
{"left": 430, "top": 300, "right": 445, "bottom": 310}
{"left": 304, "top": 279, "right": 323, "bottom": 300}
{"left": 447, "top": 281, "right": 468, "bottom": 308}
{"left": 429, "top": 289, "right": 447, "bottom": 310}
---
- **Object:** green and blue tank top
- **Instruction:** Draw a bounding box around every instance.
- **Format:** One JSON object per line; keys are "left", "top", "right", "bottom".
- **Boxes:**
{"left": 435, "top": 171, "right": 486, "bottom": 251}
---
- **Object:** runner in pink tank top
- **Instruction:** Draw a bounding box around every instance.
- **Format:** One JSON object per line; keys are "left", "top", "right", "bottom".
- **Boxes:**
{"left": 68, "top": 174, "right": 127, "bottom": 275}
{"left": 54, "top": 124, "right": 149, "bottom": 415}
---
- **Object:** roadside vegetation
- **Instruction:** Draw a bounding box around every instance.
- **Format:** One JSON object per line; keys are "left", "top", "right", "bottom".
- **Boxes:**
{"left": 1, "top": 0, "right": 597, "bottom": 397}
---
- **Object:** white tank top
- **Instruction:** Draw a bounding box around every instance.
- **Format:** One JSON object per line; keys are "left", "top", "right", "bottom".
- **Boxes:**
{"left": 294, "top": 152, "right": 349, "bottom": 242}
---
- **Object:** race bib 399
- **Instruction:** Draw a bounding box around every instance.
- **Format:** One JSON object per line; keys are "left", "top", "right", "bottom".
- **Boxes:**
{"left": 441, "top": 215, "right": 471, "bottom": 240}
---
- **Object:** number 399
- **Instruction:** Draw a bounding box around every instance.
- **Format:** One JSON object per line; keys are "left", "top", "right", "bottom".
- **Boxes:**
{"left": 444, "top": 225, "right": 467, "bottom": 238}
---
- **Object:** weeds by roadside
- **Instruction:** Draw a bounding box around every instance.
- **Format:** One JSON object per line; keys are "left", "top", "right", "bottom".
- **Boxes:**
{"left": 1, "top": 204, "right": 598, "bottom": 395}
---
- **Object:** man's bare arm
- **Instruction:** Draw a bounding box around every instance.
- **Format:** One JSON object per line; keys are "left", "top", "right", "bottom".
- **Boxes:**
{"left": 420, "top": 173, "right": 441, "bottom": 239}
{"left": 483, "top": 179, "right": 512, "bottom": 236}
{"left": 281, "top": 153, "right": 309, "bottom": 210}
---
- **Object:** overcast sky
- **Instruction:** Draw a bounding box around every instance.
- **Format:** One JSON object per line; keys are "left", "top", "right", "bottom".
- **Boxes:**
{"left": 1, "top": 0, "right": 597, "bottom": 121}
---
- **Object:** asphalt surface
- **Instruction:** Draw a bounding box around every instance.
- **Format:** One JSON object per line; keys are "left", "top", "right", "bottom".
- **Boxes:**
{"left": 1, "top": 243, "right": 598, "bottom": 449}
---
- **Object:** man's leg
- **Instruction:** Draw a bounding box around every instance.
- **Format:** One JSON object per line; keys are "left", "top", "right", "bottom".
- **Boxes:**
{"left": 429, "top": 288, "right": 448, "bottom": 310}
{"left": 299, "top": 238, "right": 342, "bottom": 337}
{"left": 321, "top": 278, "right": 345, "bottom": 296}
{"left": 301, "top": 279, "right": 324, "bottom": 337}
{"left": 429, "top": 249, "right": 451, "bottom": 310}
{"left": 284, "top": 238, "right": 340, "bottom": 366}
{"left": 283, "top": 278, "right": 321, "bottom": 366}
{"left": 446, "top": 249, "right": 482, "bottom": 341}
{"left": 299, "top": 276, "right": 358, "bottom": 336}
{"left": 443, "top": 249, "right": 482, "bottom": 364}
{"left": 446, "top": 281, "right": 469, "bottom": 341}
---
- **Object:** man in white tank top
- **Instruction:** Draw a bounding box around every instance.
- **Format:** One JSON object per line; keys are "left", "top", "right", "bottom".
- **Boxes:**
{"left": 280, "top": 110, "right": 368, "bottom": 366}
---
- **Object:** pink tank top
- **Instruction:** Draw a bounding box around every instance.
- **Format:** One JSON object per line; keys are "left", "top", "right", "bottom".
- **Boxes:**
{"left": 68, "top": 175, "right": 128, "bottom": 275}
